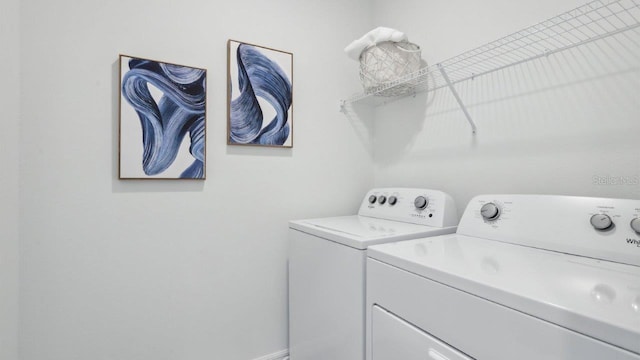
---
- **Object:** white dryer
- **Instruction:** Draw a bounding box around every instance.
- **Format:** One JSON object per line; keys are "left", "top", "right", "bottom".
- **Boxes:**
{"left": 288, "top": 188, "right": 458, "bottom": 360}
{"left": 366, "top": 194, "right": 640, "bottom": 360}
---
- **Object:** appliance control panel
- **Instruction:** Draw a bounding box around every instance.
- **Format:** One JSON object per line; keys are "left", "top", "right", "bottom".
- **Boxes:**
{"left": 457, "top": 194, "right": 640, "bottom": 267}
{"left": 358, "top": 188, "right": 458, "bottom": 228}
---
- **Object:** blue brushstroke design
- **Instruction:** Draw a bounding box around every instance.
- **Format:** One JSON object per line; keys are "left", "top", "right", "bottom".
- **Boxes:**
{"left": 121, "top": 58, "right": 206, "bottom": 178}
{"left": 230, "top": 44, "right": 292, "bottom": 145}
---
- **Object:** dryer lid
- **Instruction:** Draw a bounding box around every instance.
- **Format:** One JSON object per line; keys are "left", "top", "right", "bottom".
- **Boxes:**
{"left": 289, "top": 215, "right": 456, "bottom": 250}
{"left": 368, "top": 235, "right": 640, "bottom": 354}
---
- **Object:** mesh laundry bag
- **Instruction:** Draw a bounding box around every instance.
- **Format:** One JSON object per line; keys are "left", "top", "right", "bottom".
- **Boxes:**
{"left": 359, "top": 41, "right": 421, "bottom": 96}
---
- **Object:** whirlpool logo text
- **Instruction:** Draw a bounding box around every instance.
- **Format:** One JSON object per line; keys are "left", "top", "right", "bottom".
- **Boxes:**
{"left": 627, "top": 238, "right": 640, "bottom": 247}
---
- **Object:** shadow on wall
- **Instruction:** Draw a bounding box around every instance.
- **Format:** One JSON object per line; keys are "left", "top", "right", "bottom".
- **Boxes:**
{"left": 226, "top": 145, "right": 293, "bottom": 157}
{"left": 342, "top": 68, "right": 438, "bottom": 163}
{"left": 373, "top": 68, "right": 475, "bottom": 167}
{"left": 373, "top": 90, "right": 430, "bottom": 164}
{"left": 340, "top": 101, "right": 374, "bottom": 156}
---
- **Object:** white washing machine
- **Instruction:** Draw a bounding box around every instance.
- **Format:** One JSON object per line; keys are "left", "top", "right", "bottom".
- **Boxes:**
{"left": 367, "top": 194, "right": 640, "bottom": 360}
{"left": 288, "top": 188, "right": 459, "bottom": 360}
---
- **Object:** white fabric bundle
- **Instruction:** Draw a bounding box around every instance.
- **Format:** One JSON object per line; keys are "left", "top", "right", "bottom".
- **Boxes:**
{"left": 344, "top": 27, "right": 408, "bottom": 61}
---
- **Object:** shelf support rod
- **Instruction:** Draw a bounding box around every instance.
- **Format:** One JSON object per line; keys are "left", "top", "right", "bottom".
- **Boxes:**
{"left": 438, "top": 63, "right": 477, "bottom": 134}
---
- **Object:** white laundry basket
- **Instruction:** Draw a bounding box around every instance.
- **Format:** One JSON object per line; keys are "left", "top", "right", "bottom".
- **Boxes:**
{"left": 359, "top": 41, "right": 421, "bottom": 96}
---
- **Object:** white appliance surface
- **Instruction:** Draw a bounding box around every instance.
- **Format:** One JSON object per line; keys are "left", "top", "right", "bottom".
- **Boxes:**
{"left": 290, "top": 215, "right": 456, "bottom": 250}
{"left": 456, "top": 194, "right": 640, "bottom": 267}
{"left": 289, "top": 188, "right": 458, "bottom": 360}
{"left": 371, "top": 305, "right": 472, "bottom": 360}
{"left": 368, "top": 234, "right": 640, "bottom": 354}
{"left": 366, "top": 194, "right": 640, "bottom": 360}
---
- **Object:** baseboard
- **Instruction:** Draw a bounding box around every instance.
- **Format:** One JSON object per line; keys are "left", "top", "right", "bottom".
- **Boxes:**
{"left": 251, "top": 349, "right": 289, "bottom": 360}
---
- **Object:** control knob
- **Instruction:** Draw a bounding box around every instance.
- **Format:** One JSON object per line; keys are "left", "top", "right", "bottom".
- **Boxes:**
{"left": 378, "top": 195, "right": 387, "bottom": 205}
{"left": 480, "top": 203, "right": 501, "bottom": 221}
{"left": 414, "top": 196, "right": 429, "bottom": 210}
{"left": 368, "top": 195, "right": 377, "bottom": 204}
{"left": 631, "top": 218, "right": 640, "bottom": 234}
{"left": 590, "top": 214, "right": 613, "bottom": 231}
{"left": 388, "top": 196, "right": 398, "bottom": 206}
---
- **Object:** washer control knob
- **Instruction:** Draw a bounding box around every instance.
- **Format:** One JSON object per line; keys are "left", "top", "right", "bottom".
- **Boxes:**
{"left": 414, "top": 196, "right": 429, "bottom": 210}
{"left": 631, "top": 218, "right": 640, "bottom": 234}
{"left": 388, "top": 196, "right": 398, "bottom": 206}
{"left": 590, "top": 214, "right": 613, "bottom": 231}
{"left": 368, "top": 195, "right": 377, "bottom": 204}
{"left": 480, "top": 203, "right": 501, "bottom": 221}
{"left": 378, "top": 195, "right": 387, "bottom": 205}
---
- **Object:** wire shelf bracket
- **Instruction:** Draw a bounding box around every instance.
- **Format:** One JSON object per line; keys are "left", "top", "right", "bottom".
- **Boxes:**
{"left": 340, "top": 0, "right": 640, "bottom": 134}
{"left": 437, "top": 63, "right": 477, "bottom": 134}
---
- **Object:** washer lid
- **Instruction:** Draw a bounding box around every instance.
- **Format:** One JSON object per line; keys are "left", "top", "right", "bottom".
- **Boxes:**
{"left": 289, "top": 215, "right": 456, "bottom": 250}
{"left": 368, "top": 235, "right": 640, "bottom": 354}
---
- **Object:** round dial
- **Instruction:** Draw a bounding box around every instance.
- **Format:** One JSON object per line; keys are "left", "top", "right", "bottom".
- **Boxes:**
{"left": 414, "top": 196, "right": 429, "bottom": 210}
{"left": 378, "top": 195, "right": 387, "bottom": 205}
{"left": 388, "top": 196, "right": 398, "bottom": 206}
{"left": 480, "top": 203, "right": 501, "bottom": 221}
{"left": 590, "top": 214, "right": 613, "bottom": 231}
{"left": 368, "top": 195, "right": 377, "bottom": 204}
{"left": 631, "top": 218, "right": 640, "bottom": 234}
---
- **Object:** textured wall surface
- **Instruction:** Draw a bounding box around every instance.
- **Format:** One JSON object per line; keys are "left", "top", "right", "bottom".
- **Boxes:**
{"left": 0, "top": 0, "right": 20, "bottom": 358}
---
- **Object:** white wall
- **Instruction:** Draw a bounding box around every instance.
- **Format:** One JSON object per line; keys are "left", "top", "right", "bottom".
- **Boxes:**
{"left": 372, "top": 0, "right": 640, "bottom": 212}
{"left": 0, "top": 0, "right": 20, "bottom": 359}
{"left": 19, "top": 1, "right": 372, "bottom": 359}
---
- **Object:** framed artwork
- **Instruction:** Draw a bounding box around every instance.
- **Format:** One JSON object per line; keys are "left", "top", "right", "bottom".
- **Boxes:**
{"left": 227, "top": 40, "right": 293, "bottom": 147}
{"left": 119, "top": 55, "right": 207, "bottom": 179}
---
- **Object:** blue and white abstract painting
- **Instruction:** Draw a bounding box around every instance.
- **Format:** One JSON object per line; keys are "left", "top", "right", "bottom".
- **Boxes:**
{"left": 119, "top": 55, "right": 206, "bottom": 179}
{"left": 228, "top": 40, "right": 293, "bottom": 147}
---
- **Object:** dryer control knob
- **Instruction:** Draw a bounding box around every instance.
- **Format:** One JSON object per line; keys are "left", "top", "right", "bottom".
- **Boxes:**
{"left": 480, "top": 203, "right": 501, "bottom": 221}
{"left": 414, "top": 196, "right": 429, "bottom": 210}
{"left": 388, "top": 196, "right": 398, "bottom": 206}
{"left": 378, "top": 195, "right": 387, "bottom": 205}
{"left": 368, "top": 195, "right": 377, "bottom": 204}
{"left": 590, "top": 214, "right": 613, "bottom": 231}
{"left": 630, "top": 218, "right": 640, "bottom": 234}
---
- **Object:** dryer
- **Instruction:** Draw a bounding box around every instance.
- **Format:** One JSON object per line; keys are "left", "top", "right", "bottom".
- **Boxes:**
{"left": 367, "top": 194, "right": 640, "bottom": 360}
{"left": 288, "top": 188, "right": 458, "bottom": 360}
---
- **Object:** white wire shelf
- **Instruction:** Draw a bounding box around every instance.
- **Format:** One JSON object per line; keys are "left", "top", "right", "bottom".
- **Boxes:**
{"left": 341, "top": 0, "right": 640, "bottom": 114}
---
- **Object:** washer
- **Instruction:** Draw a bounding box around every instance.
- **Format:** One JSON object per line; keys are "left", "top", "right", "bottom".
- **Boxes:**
{"left": 288, "top": 188, "right": 458, "bottom": 360}
{"left": 367, "top": 194, "right": 640, "bottom": 360}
